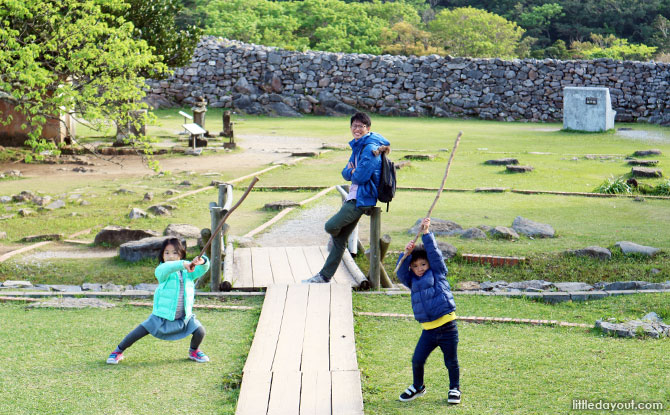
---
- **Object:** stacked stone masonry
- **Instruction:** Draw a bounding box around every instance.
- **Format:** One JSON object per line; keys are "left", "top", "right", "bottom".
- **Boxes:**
{"left": 146, "top": 37, "right": 670, "bottom": 125}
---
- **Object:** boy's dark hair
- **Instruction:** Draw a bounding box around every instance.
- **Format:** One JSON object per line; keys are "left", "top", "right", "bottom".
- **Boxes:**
{"left": 410, "top": 244, "right": 428, "bottom": 264}
{"left": 350, "top": 112, "right": 371, "bottom": 127}
{"left": 158, "top": 237, "right": 187, "bottom": 263}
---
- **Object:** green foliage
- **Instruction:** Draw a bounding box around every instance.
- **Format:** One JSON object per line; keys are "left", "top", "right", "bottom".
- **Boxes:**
{"left": 570, "top": 34, "right": 657, "bottom": 61}
{"left": 428, "top": 7, "right": 525, "bottom": 58}
{"left": 380, "top": 21, "right": 444, "bottom": 56}
{"left": 651, "top": 14, "right": 670, "bottom": 53}
{"left": 593, "top": 175, "right": 633, "bottom": 194}
{"left": 107, "top": 0, "right": 204, "bottom": 70}
{"left": 0, "top": 0, "right": 167, "bottom": 164}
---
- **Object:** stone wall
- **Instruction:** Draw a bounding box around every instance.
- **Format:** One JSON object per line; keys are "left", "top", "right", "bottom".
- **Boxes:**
{"left": 146, "top": 37, "right": 670, "bottom": 125}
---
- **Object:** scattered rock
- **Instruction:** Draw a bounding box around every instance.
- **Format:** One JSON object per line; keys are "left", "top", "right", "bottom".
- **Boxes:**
{"left": 403, "top": 154, "right": 435, "bottom": 161}
{"left": 479, "top": 281, "right": 508, "bottom": 291}
{"left": 143, "top": 192, "right": 153, "bottom": 201}
{"left": 114, "top": 188, "right": 135, "bottom": 195}
{"left": 13, "top": 191, "right": 35, "bottom": 202}
{"left": 1, "top": 280, "right": 33, "bottom": 288}
{"left": 633, "top": 196, "right": 645, "bottom": 202}
{"left": 321, "top": 143, "right": 348, "bottom": 150}
{"left": 477, "top": 225, "right": 493, "bottom": 233}
{"left": 506, "top": 165, "right": 533, "bottom": 173}
{"left": 395, "top": 161, "right": 412, "bottom": 170}
{"left": 460, "top": 228, "right": 487, "bottom": 239}
{"left": 179, "top": 180, "right": 192, "bottom": 186}
{"left": 615, "top": 241, "right": 660, "bottom": 257}
{"left": 164, "top": 224, "right": 202, "bottom": 240}
{"left": 129, "top": 208, "right": 148, "bottom": 219}
{"left": 632, "top": 149, "right": 662, "bottom": 157}
{"left": 18, "top": 209, "right": 34, "bottom": 217}
{"left": 512, "top": 216, "right": 555, "bottom": 238}
{"left": 601, "top": 281, "right": 646, "bottom": 291}
{"left": 0, "top": 231, "right": 5, "bottom": 240}
{"left": 507, "top": 280, "right": 554, "bottom": 290}
{"left": 627, "top": 159, "right": 658, "bottom": 166}
{"left": 571, "top": 246, "right": 611, "bottom": 260}
{"left": 32, "top": 196, "right": 53, "bottom": 206}
{"left": 29, "top": 298, "right": 115, "bottom": 309}
{"left": 436, "top": 241, "right": 458, "bottom": 259}
{"left": 148, "top": 205, "right": 171, "bottom": 216}
{"left": 164, "top": 189, "right": 179, "bottom": 196}
{"left": 409, "top": 218, "right": 462, "bottom": 236}
{"left": 44, "top": 199, "right": 66, "bottom": 210}
{"left": 553, "top": 282, "right": 594, "bottom": 292}
{"left": 488, "top": 226, "right": 519, "bottom": 240}
{"left": 20, "top": 234, "right": 63, "bottom": 242}
{"left": 4, "top": 170, "right": 22, "bottom": 177}
{"left": 485, "top": 158, "right": 519, "bottom": 165}
{"left": 119, "top": 236, "right": 187, "bottom": 262}
{"left": 82, "top": 283, "right": 103, "bottom": 291}
{"left": 0, "top": 196, "right": 11, "bottom": 203}
{"left": 46, "top": 285, "right": 83, "bottom": 292}
{"left": 596, "top": 318, "right": 669, "bottom": 338}
{"left": 456, "top": 281, "right": 481, "bottom": 291}
{"left": 134, "top": 283, "right": 158, "bottom": 292}
{"left": 102, "top": 282, "right": 123, "bottom": 292}
{"left": 94, "top": 226, "right": 160, "bottom": 246}
{"left": 264, "top": 200, "right": 300, "bottom": 210}
{"left": 631, "top": 167, "right": 662, "bottom": 178}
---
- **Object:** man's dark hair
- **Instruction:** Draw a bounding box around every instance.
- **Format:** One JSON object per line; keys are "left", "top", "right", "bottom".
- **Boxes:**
{"left": 350, "top": 112, "right": 371, "bottom": 127}
{"left": 158, "top": 237, "right": 187, "bottom": 263}
{"left": 410, "top": 244, "right": 428, "bottom": 264}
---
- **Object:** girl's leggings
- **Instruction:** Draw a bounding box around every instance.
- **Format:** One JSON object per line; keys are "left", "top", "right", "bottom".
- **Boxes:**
{"left": 117, "top": 324, "right": 206, "bottom": 351}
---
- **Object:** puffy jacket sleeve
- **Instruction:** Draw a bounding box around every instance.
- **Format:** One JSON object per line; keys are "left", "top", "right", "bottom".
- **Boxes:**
{"left": 155, "top": 260, "right": 186, "bottom": 283}
{"left": 395, "top": 252, "right": 413, "bottom": 289}
{"left": 351, "top": 144, "right": 379, "bottom": 185}
{"left": 341, "top": 152, "right": 356, "bottom": 181}
{"left": 186, "top": 255, "right": 210, "bottom": 281}
{"left": 422, "top": 232, "right": 448, "bottom": 277}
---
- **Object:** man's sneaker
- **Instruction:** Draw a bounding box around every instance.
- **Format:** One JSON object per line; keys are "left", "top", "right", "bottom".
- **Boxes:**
{"left": 106, "top": 351, "right": 124, "bottom": 364}
{"left": 399, "top": 385, "right": 426, "bottom": 402}
{"left": 302, "top": 273, "right": 329, "bottom": 284}
{"left": 189, "top": 349, "right": 210, "bottom": 363}
{"left": 448, "top": 388, "right": 461, "bottom": 404}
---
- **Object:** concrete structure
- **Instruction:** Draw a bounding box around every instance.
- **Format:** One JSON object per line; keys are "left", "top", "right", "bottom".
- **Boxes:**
{"left": 0, "top": 95, "right": 75, "bottom": 147}
{"left": 563, "top": 87, "right": 616, "bottom": 132}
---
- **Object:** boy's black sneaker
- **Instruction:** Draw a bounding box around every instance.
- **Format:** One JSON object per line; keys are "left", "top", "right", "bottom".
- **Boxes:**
{"left": 448, "top": 388, "right": 461, "bottom": 404}
{"left": 399, "top": 384, "right": 426, "bottom": 402}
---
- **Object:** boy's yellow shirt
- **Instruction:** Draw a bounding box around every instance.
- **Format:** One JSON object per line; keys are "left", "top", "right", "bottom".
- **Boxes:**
{"left": 421, "top": 311, "right": 456, "bottom": 330}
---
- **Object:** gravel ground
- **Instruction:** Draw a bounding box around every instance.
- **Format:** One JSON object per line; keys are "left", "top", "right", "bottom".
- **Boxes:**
{"left": 254, "top": 203, "right": 337, "bottom": 247}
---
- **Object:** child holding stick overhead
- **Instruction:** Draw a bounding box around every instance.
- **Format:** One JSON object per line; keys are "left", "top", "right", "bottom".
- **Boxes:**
{"left": 395, "top": 218, "right": 461, "bottom": 404}
{"left": 107, "top": 238, "right": 210, "bottom": 364}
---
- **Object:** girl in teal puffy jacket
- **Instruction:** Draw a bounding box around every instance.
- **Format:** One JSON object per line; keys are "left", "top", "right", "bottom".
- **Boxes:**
{"left": 106, "top": 237, "right": 210, "bottom": 364}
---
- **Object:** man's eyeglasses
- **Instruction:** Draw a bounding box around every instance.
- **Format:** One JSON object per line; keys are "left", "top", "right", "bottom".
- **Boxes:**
{"left": 351, "top": 123, "right": 368, "bottom": 130}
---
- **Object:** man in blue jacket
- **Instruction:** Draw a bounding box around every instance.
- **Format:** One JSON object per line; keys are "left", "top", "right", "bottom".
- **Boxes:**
{"left": 303, "top": 111, "right": 390, "bottom": 284}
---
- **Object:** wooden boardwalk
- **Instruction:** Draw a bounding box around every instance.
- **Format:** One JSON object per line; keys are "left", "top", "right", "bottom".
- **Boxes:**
{"left": 236, "top": 283, "right": 364, "bottom": 415}
{"left": 231, "top": 246, "right": 360, "bottom": 289}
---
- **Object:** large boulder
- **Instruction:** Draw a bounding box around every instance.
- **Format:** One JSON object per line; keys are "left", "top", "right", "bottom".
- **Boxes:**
{"left": 488, "top": 226, "right": 519, "bottom": 240}
{"left": 512, "top": 216, "right": 555, "bottom": 238}
{"left": 409, "top": 218, "right": 463, "bottom": 236}
{"left": 164, "top": 224, "right": 202, "bottom": 240}
{"left": 615, "top": 241, "right": 660, "bottom": 257}
{"left": 436, "top": 241, "right": 458, "bottom": 259}
{"left": 119, "top": 236, "right": 186, "bottom": 262}
{"left": 94, "top": 226, "right": 159, "bottom": 247}
{"left": 571, "top": 246, "right": 611, "bottom": 260}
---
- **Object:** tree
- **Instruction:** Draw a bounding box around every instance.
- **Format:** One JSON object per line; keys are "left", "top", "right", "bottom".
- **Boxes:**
{"left": 428, "top": 7, "right": 525, "bottom": 58}
{"left": 108, "top": 0, "right": 203, "bottom": 71}
{"left": 516, "top": 2, "right": 564, "bottom": 47}
{"left": 651, "top": 15, "right": 670, "bottom": 53}
{"left": 0, "top": 0, "right": 167, "bottom": 163}
{"left": 380, "top": 21, "right": 444, "bottom": 56}
{"left": 569, "top": 34, "right": 657, "bottom": 61}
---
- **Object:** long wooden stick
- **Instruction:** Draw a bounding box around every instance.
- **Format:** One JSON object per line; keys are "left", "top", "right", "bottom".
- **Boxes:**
{"left": 394, "top": 131, "right": 462, "bottom": 273}
{"left": 198, "top": 177, "right": 259, "bottom": 258}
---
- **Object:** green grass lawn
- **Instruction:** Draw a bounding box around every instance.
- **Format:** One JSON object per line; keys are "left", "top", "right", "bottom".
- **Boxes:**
{"left": 0, "top": 300, "right": 260, "bottom": 415}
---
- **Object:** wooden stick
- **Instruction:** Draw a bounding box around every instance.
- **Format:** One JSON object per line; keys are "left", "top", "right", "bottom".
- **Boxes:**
{"left": 394, "top": 132, "right": 462, "bottom": 273}
{"left": 198, "top": 177, "right": 259, "bottom": 259}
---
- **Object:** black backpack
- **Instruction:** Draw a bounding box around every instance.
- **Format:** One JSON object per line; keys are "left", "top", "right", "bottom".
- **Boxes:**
{"left": 378, "top": 151, "right": 396, "bottom": 211}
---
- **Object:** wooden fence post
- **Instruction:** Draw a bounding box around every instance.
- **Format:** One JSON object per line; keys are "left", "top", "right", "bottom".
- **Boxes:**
{"left": 210, "top": 206, "right": 223, "bottom": 292}
{"left": 369, "top": 207, "right": 381, "bottom": 289}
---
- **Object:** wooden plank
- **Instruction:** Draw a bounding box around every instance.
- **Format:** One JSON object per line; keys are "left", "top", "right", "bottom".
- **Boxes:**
{"left": 301, "top": 284, "right": 331, "bottom": 372}
{"left": 302, "top": 246, "right": 325, "bottom": 276}
{"left": 233, "top": 248, "right": 253, "bottom": 288}
{"left": 300, "top": 371, "right": 332, "bottom": 415}
{"left": 0, "top": 241, "right": 52, "bottom": 263}
{"left": 272, "top": 284, "right": 309, "bottom": 372}
{"left": 285, "top": 246, "right": 312, "bottom": 282}
{"left": 319, "top": 245, "right": 354, "bottom": 286}
{"left": 268, "top": 247, "right": 295, "bottom": 284}
{"left": 244, "top": 285, "right": 287, "bottom": 373}
{"left": 251, "top": 247, "right": 274, "bottom": 287}
{"left": 244, "top": 207, "right": 295, "bottom": 238}
{"left": 235, "top": 370, "right": 272, "bottom": 415}
{"left": 330, "top": 284, "right": 358, "bottom": 371}
{"left": 331, "top": 370, "right": 364, "bottom": 415}
{"left": 267, "top": 371, "right": 302, "bottom": 415}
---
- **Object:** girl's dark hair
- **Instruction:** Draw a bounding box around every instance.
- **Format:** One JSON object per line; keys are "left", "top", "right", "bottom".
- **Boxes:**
{"left": 158, "top": 237, "right": 187, "bottom": 263}
{"left": 410, "top": 244, "right": 428, "bottom": 264}
{"left": 350, "top": 111, "right": 371, "bottom": 127}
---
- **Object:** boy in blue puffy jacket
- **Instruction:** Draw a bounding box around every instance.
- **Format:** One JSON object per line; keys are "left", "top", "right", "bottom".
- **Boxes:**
{"left": 396, "top": 218, "right": 461, "bottom": 405}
